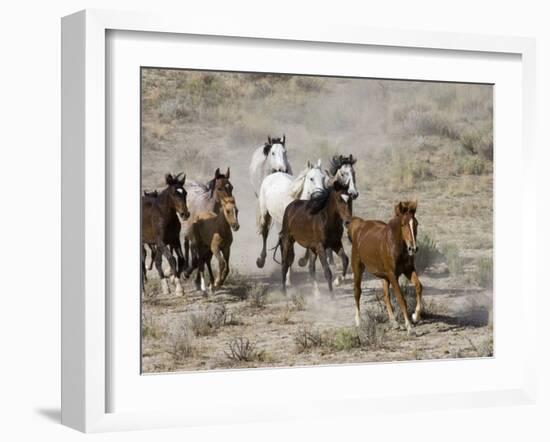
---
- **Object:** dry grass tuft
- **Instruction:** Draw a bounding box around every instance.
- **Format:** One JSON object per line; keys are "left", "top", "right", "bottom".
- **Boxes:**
{"left": 225, "top": 337, "right": 265, "bottom": 362}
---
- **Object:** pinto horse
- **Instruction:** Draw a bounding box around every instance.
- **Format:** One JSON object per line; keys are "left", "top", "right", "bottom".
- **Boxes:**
{"left": 249, "top": 135, "right": 292, "bottom": 197}
{"left": 279, "top": 185, "right": 353, "bottom": 295}
{"left": 189, "top": 196, "right": 240, "bottom": 293}
{"left": 348, "top": 201, "right": 423, "bottom": 334}
{"left": 142, "top": 173, "right": 190, "bottom": 296}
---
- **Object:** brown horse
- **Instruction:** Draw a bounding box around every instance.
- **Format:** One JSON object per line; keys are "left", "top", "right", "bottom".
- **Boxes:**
{"left": 348, "top": 201, "right": 422, "bottom": 334}
{"left": 189, "top": 195, "right": 240, "bottom": 293}
{"left": 181, "top": 168, "right": 234, "bottom": 270}
{"left": 142, "top": 173, "right": 190, "bottom": 296}
{"left": 279, "top": 185, "right": 353, "bottom": 295}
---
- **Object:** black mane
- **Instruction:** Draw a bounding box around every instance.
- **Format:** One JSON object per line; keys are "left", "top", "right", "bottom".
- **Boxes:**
{"left": 328, "top": 154, "right": 356, "bottom": 176}
{"left": 305, "top": 189, "right": 331, "bottom": 214}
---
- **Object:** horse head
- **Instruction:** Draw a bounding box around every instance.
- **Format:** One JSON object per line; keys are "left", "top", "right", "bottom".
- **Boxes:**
{"left": 165, "top": 172, "right": 190, "bottom": 220}
{"left": 207, "top": 167, "right": 234, "bottom": 200}
{"left": 220, "top": 196, "right": 240, "bottom": 231}
{"left": 299, "top": 159, "right": 327, "bottom": 200}
{"left": 263, "top": 134, "right": 290, "bottom": 174}
{"left": 328, "top": 154, "right": 358, "bottom": 200}
{"left": 333, "top": 189, "right": 353, "bottom": 226}
{"left": 394, "top": 200, "right": 419, "bottom": 256}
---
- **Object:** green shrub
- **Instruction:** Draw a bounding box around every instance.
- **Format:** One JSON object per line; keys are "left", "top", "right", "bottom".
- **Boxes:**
{"left": 415, "top": 232, "right": 440, "bottom": 274}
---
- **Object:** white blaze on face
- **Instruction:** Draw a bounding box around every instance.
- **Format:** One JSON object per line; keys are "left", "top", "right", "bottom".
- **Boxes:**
{"left": 269, "top": 143, "right": 288, "bottom": 173}
{"left": 409, "top": 218, "right": 417, "bottom": 250}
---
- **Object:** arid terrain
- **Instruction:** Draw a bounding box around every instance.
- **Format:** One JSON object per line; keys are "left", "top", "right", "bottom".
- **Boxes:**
{"left": 141, "top": 69, "right": 493, "bottom": 373}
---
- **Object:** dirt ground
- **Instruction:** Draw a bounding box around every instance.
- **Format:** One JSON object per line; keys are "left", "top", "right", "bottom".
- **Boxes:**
{"left": 140, "top": 69, "right": 493, "bottom": 373}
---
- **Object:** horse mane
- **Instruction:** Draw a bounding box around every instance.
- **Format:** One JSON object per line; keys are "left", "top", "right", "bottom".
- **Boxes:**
{"left": 289, "top": 166, "right": 309, "bottom": 199}
{"left": 186, "top": 179, "right": 214, "bottom": 204}
{"left": 328, "top": 154, "right": 356, "bottom": 176}
{"left": 305, "top": 189, "right": 330, "bottom": 214}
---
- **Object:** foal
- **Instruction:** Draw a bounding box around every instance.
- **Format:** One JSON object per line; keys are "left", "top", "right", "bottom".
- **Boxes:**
{"left": 142, "top": 173, "right": 190, "bottom": 296}
{"left": 279, "top": 186, "right": 352, "bottom": 294}
{"left": 348, "top": 201, "right": 423, "bottom": 334}
{"left": 189, "top": 196, "right": 240, "bottom": 293}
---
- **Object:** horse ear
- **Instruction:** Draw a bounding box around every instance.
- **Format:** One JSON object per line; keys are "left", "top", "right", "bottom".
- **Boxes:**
{"left": 282, "top": 134, "right": 286, "bottom": 145}
{"left": 316, "top": 158, "right": 322, "bottom": 168}
{"left": 267, "top": 135, "right": 272, "bottom": 145}
{"left": 214, "top": 168, "right": 221, "bottom": 178}
{"left": 410, "top": 200, "right": 417, "bottom": 213}
{"left": 350, "top": 154, "right": 356, "bottom": 164}
{"left": 226, "top": 167, "right": 230, "bottom": 179}
{"left": 179, "top": 173, "right": 186, "bottom": 186}
{"left": 307, "top": 160, "right": 312, "bottom": 169}
{"left": 165, "top": 173, "right": 173, "bottom": 185}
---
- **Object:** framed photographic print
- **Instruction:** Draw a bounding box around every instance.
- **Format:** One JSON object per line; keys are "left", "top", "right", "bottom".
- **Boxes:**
{"left": 61, "top": 9, "right": 537, "bottom": 432}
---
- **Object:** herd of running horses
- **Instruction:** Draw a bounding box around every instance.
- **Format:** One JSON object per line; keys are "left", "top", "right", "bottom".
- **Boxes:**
{"left": 142, "top": 135, "right": 423, "bottom": 334}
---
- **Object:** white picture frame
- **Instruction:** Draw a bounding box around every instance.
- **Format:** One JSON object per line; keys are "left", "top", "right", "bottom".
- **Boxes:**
{"left": 61, "top": 9, "right": 537, "bottom": 433}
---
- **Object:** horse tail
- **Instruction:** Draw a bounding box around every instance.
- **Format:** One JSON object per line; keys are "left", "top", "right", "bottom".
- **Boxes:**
{"left": 270, "top": 237, "right": 282, "bottom": 265}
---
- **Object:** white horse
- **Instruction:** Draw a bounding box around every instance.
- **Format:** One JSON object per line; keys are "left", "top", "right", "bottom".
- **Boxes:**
{"left": 249, "top": 135, "right": 292, "bottom": 197}
{"left": 256, "top": 159, "right": 327, "bottom": 269}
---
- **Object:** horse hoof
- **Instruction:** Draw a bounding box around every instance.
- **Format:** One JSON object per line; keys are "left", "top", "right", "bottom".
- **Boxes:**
{"left": 175, "top": 287, "right": 184, "bottom": 296}
{"left": 256, "top": 257, "right": 265, "bottom": 268}
{"left": 297, "top": 258, "right": 308, "bottom": 267}
{"left": 333, "top": 276, "right": 344, "bottom": 287}
{"left": 412, "top": 312, "right": 421, "bottom": 323}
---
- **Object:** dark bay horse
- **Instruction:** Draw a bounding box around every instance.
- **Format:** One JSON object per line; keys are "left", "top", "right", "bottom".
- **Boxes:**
{"left": 142, "top": 173, "right": 190, "bottom": 296}
{"left": 348, "top": 201, "right": 422, "bottom": 334}
{"left": 189, "top": 196, "right": 240, "bottom": 293}
{"left": 279, "top": 185, "right": 352, "bottom": 294}
{"left": 298, "top": 154, "right": 359, "bottom": 279}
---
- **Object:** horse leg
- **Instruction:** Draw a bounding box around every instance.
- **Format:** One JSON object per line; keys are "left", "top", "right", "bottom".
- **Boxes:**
{"left": 298, "top": 249, "right": 310, "bottom": 267}
{"left": 281, "top": 235, "right": 295, "bottom": 295}
{"left": 388, "top": 274, "right": 413, "bottom": 334}
{"left": 382, "top": 279, "right": 398, "bottom": 329}
{"left": 256, "top": 209, "right": 271, "bottom": 268}
{"left": 184, "top": 236, "right": 190, "bottom": 270}
{"left": 352, "top": 256, "right": 364, "bottom": 327}
{"left": 308, "top": 250, "right": 320, "bottom": 297}
{"left": 141, "top": 245, "right": 148, "bottom": 283}
{"left": 211, "top": 236, "right": 227, "bottom": 289}
{"left": 206, "top": 257, "right": 214, "bottom": 293}
{"left": 172, "top": 242, "right": 185, "bottom": 296}
{"left": 407, "top": 270, "right": 423, "bottom": 323}
{"left": 327, "top": 248, "right": 335, "bottom": 266}
{"left": 147, "top": 244, "right": 156, "bottom": 271}
{"left": 333, "top": 242, "right": 349, "bottom": 287}
{"left": 219, "top": 246, "right": 231, "bottom": 287}
{"left": 317, "top": 247, "right": 333, "bottom": 295}
{"left": 153, "top": 246, "right": 169, "bottom": 296}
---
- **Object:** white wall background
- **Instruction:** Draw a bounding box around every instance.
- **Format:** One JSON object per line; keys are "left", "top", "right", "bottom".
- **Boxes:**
{"left": 0, "top": 1, "right": 547, "bottom": 440}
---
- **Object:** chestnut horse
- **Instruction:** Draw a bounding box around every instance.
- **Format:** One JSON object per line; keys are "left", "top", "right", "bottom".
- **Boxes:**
{"left": 142, "top": 173, "right": 190, "bottom": 296}
{"left": 188, "top": 196, "right": 240, "bottom": 293}
{"left": 348, "top": 201, "right": 422, "bottom": 334}
{"left": 279, "top": 185, "right": 352, "bottom": 295}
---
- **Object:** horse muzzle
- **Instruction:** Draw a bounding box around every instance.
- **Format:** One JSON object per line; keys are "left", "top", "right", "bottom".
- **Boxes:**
{"left": 231, "top": 223, "right": 240, "bottom": 232}
{"left": 180, "top": 211, "right": 190, "bottom": 221}
{"left": 407, "top": 245, "right": 419, "bottom": 256}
